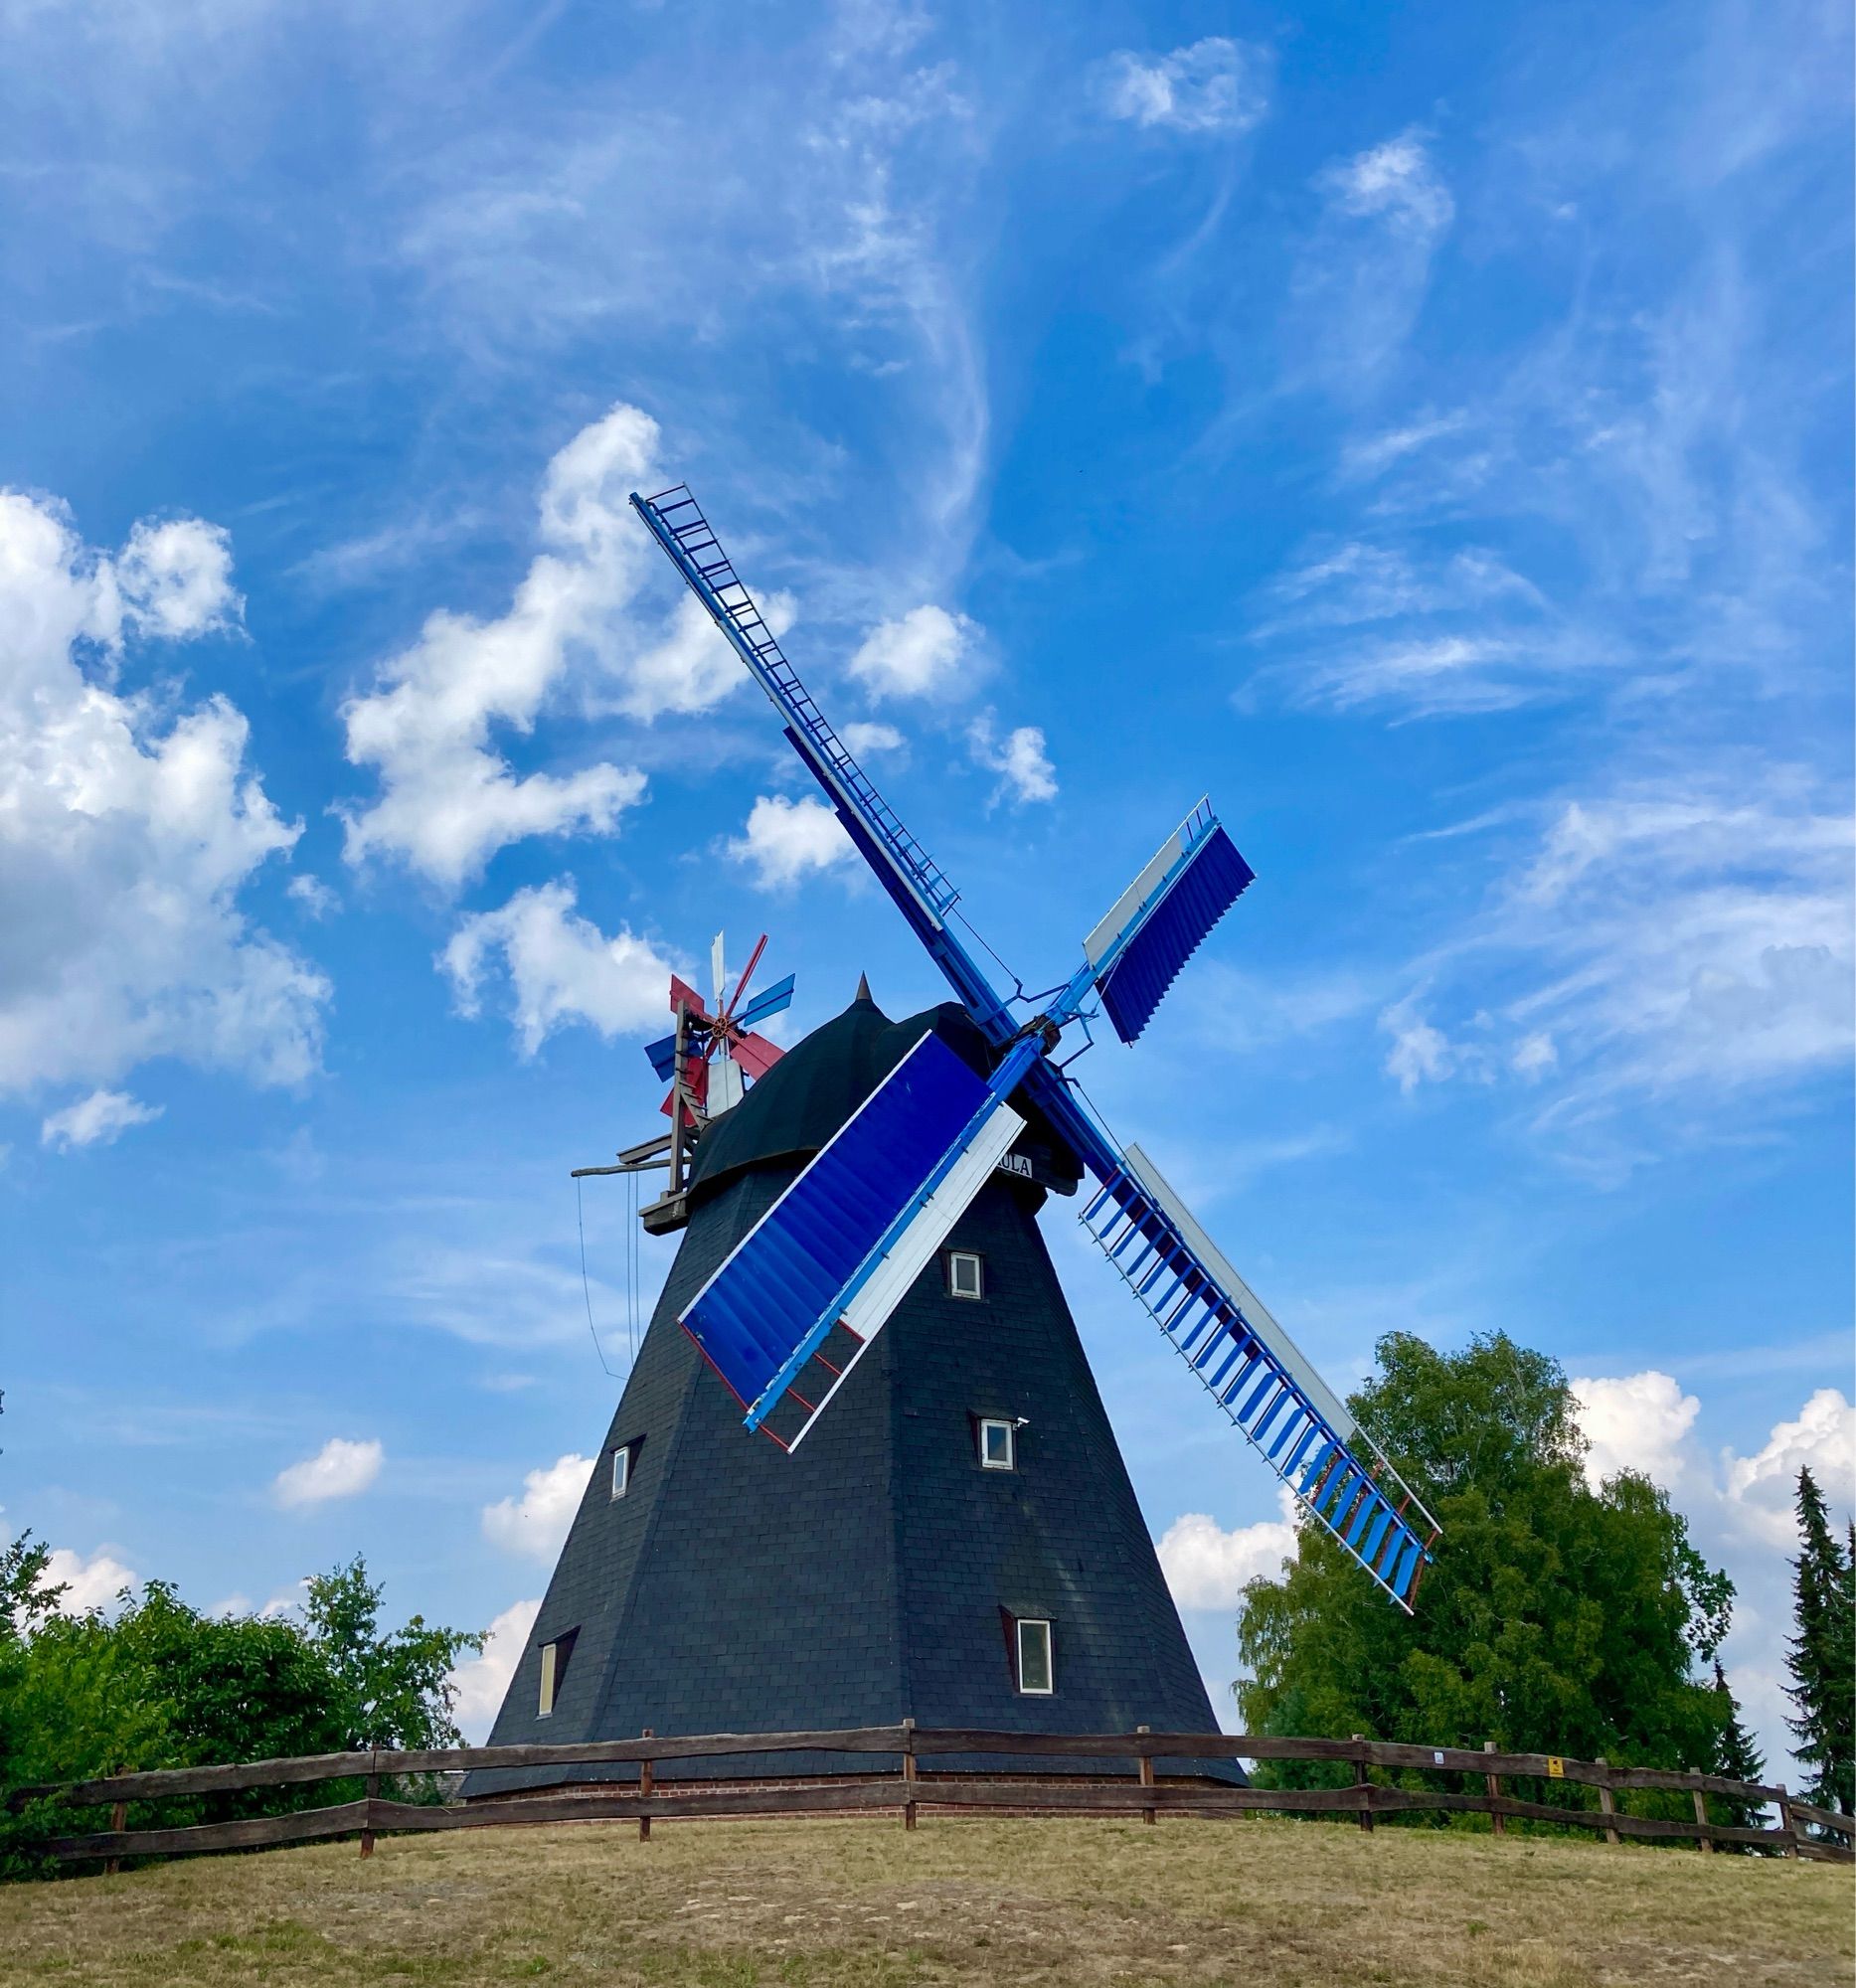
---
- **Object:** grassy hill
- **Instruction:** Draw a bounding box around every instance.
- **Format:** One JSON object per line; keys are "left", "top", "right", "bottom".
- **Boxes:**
{"left": 1, "top": 1814, "right": 1848, "bottom": 1987}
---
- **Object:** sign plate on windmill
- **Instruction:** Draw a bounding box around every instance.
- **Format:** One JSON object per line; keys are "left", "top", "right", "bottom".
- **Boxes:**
{"left": 1121, "top": 1139, "right": 1358, "bottom": 1443}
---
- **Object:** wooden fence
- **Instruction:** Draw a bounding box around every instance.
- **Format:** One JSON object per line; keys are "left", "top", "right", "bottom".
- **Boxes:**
{"left": 10, "top": 1725, "right": 1852, "bottom": 1869}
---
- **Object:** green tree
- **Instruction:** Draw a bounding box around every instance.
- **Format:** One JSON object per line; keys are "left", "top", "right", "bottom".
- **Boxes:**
{"left": 1783, "top": 1466, "right": 1855, "bottom": 1817}
{"left": 303, "top": 1557, "right": 483, "bottom": 1752}
{"left": 1236, "top": 1332, "right": 1737, "bottom": 1821}
{"left": 1706, "top": 1659, "right": 1770, "bottom": 1846}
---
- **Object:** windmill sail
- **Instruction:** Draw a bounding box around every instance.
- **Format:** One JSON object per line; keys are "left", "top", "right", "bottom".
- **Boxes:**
{"left": 1078, "top": 1137, "right": 1437, "bottom": 1608}
{"left": 1083, "top": 800, "right": 1256, "bottom": 1046}
{"left": 679, "top": 1031, "right": 1025, "bottom": 1451}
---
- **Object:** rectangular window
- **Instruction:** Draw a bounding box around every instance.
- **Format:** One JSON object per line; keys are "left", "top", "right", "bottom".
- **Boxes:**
{"left": 978, "top": 1416, "right": 1015, "bottom": 1470}
{"left": 537, "top": 1641, "right": 558, "bottom": 1718}
{"left": 537, "top": 1627, "right": 578, "bottom": 1718}
{"left": 946, "top": 1249, "right": 984, "bottom": 1300}
{"left": 1016, "top": 1617, "right": 1053, "bottom": 1696}
{"left": 611, "top": 1445, "right": 631, "bottom": 1499}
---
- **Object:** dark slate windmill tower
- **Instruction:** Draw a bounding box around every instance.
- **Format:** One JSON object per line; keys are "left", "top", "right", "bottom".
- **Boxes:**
{"left": 469, "top": 488, "right": 1439, "bottom": 1794}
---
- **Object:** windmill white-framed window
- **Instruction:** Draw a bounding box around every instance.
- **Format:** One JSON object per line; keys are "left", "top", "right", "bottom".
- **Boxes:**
{"left": 945, "top": 1248, "right": 985, "bottom": 1301}
{"left": 1014, "top": 1616, "right": 1054, "bottom": 1696}
{"left": 978, "top": 1416, "right": 1016, "bottom": 1471}
{"left": 610, "top": 1443, "right": 632, "bottom": 1500}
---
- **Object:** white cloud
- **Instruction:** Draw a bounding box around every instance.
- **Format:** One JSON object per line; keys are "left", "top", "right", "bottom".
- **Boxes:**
{"left": 848, "top": 603, "right": 975, "bottom": 701}
{"left": 967, "top": 715, "right": 1056, "bottom": 804}
{"left": 441, "top": 880, "right": 672, "bottom": 1057}
{"left": 44, "top": 1546, "right": 138, "bottom": 1616}
{"left": 726, "top": 793, "right": 857, "bottom": 890}
{"left": 1724, "top": 1389, "right": 1855, "bottom": 1547}
{"left": 1573, "top": 1371, "right": 1701, "bottom": 1492}
{"left": 1376, "top": 771, "right": 1852, "bottom": 1137}
{"left": 1097, "top": 38, "right": 1268, "bottom": 135}
{"left": 1380, "top": 1000, "right": 1454, "bottom": 1092}
{"left": 1157, "top": 1490, "right": 1299, "bottom": 1609}
{"left": 1292, "top": 129, "right": 1453, "bottom": 388}
{"left": 114, "top": 518, "right": 243, "bottom": 641}
{"left": 272, "top": 1435, "right": 384, "bottom": 1508}
{"left": 40, "top": 1087, "right": 163, "bottom": 1151}
{"left": 0, "top": 489, "right": 327, "bottom": 1099}
{"left": 338, "top": 404, "right": 676, "bottom": 892}
{"left": 481, "top": 1452, "right": 591, "bottom": 1560}
{"left": 1324, "top": 130, "right": 1454, "bottom": 236}
{"left": 286, "top": 873, "right": 338, "bottom": 918}
{"left": 449, "top": 1595, "right": 540, "bottom": 1740}
{"left": 841, "top": 720, "right": 905, "bottom": 757}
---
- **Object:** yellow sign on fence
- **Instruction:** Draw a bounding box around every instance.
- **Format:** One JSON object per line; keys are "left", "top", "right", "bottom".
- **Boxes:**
{"left": 1547, "top": 1756, "right": 1565, "bottom": 1779}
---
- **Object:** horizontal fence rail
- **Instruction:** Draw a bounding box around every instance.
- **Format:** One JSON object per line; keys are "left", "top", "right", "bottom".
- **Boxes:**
{"left": 10, "top": 1726, "right": 1851, "bottom": 1869}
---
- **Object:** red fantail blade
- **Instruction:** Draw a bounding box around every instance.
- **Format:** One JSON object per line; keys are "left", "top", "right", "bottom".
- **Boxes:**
{"left": 730, "top": 1031, "right": 784, "bottom": 1080}
{"left": 668, "top": 973, "right": 710, "bottom": 1022}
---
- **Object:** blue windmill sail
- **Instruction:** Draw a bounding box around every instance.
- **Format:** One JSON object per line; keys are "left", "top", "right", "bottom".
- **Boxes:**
{"left": 1083, "top": 800, "right": 1256, "bottom": 1046}
{"left": 679, "top": 1031, "right": 1025, "bottom": 1451}
{"left": 634, "top": 481, "right": 1441, "bottom": 1610}
{"left": 736, "top": 972, "right": 795, "bottom": 1030}
{"left": 1078, "top": 1137, "right": 1438, "bottom": 1608}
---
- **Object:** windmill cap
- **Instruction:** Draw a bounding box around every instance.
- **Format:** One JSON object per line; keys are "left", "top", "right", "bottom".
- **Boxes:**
{"left": 685, "top": 990, "right": 1082, "bottom": 1206}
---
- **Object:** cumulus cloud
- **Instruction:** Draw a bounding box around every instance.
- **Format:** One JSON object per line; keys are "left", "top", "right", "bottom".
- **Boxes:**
{"left": 1380, "top": 1000, "right": 1455, "bottom": 1092}
{"left": 967, "top": 714, "right": 1057, "bottom": 805}
{"left": 726, "top": 793, "right": 857, "bottom": 890}
{"left": 1724, "top": 1388, "right": 1855, "bottom": 1546}
{"left": 607, "top": 587, "right": 792, "bottom": 723}
{"left": 441, "top": 880, "right": 672, "bottom": 1056}
{"left": 1323, "top": 129, "right": 1454, "bottom": 236}
{"left": 1096, "top": 38, "right": 1268, "bottom": 135}
{"left": 273, "top": 1435, "right": 384, "bottom": 1508}
{"left": 848, "top": 604, "right": 975, "bottom": 701}
{"left": 1573, "top": 1371, "right": 1701, "bottom": 1493}
{"left": 44, "top": 1546, "right": 138, "bottom": 1615}
{"left": 286, "top": 873, "right": 339, "bottom": 918}
{"left": 841, "top": 720, "right": 905, "bottom": 757}
{"left": 0, "top": 489, "right": 327, "bottom": 1099}
{"left": 449, "top": 1595, "right": 540, "bottom": 1740}
{"left": 114, "top": 518, "right": 243, "bottom": 641}
{"left": 338, "top": 404, "right": 711, "bottom": 891}
{"left": 1156, "top": 1490, "right": 1299, "bottom": 1609}
{"left": 40, "top": 1087, "right": 162, "bottom": 1151}
{"left": 481, "top": 1453, "right": 591, "bottom": 1559}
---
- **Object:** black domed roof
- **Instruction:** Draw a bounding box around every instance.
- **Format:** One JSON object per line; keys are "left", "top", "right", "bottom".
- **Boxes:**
{"left": 686, "top": 986, "right": 1082, "bottom": 1207}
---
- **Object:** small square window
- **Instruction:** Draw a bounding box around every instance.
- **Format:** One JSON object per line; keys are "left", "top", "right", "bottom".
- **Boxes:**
{"left": 946, "top": 1249, "right": 984, "bottom": 1300}
{"left": 978, "top": 1417, "right": 1015, "bottom": 1471}
{"left": 611, "top": 1445, "right": 631, "bottom": 1499}
{"left": 1016, "top": 1617, "right": 1053, "bottom": 1696}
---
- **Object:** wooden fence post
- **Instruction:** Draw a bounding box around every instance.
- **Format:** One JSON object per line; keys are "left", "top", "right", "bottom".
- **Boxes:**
{"left": 902, "top": 1718, "right": 918, "bottom": 1832}
{"left": 1776, "top": 1784, "right": 1799, "bottom": 1858}
{"left": 1483, "top": 1741, "right": 1503, "bottom": 1839}
{"left": 638, "top": 1730, "right": 653, "bottom": 1843}
{"left": 104, "top": 1768, "right": 126, "bottom": 1878}
{"left": 1352, "top": 1735, "right": 1373, "bottom": 1834}
{"left": 359, "top": 1747, "right": 380, "bottom": 1860}
{"left": 1136, "top": 1725, "right": 1155, "bottom": 1826}
{"left": 1691, "top": 1786, "right": 1713, "bottom": 1852}
{"left": 1595, "top": 1758, "right": 1618, "bottom": 1847}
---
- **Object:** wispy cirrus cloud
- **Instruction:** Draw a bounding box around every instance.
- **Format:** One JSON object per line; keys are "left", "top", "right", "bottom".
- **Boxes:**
{"left": 1093, "top": 38, "right": 1269, "bottom": 136}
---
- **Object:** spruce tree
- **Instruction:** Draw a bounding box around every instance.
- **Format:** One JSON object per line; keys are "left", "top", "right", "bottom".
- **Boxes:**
{"left": 1783, "top": 1466, "right": 1855, "bottom": 1817}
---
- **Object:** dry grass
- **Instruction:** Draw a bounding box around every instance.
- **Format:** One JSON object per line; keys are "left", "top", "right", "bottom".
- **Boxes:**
{"left": 0, "top": 1815, "right": 1848, "bottom": 1988}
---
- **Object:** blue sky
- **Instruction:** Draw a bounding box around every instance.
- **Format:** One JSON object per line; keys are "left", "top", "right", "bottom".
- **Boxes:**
{"left": 1, "top": 0, "right": 1849, "bottom": 1771}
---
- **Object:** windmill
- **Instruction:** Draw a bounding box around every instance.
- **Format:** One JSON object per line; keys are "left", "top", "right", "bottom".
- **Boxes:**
{"left": 627, "top": 485, "right": 1440, "bottom": 1609}
{"left": 465, "top": 486, "right": 1438, "bottom": 1801}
